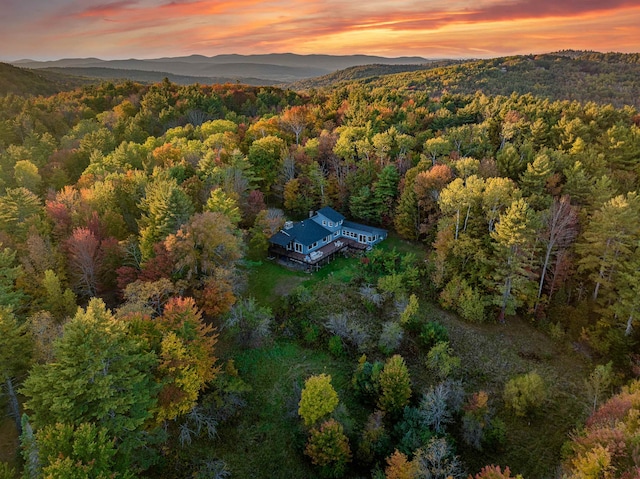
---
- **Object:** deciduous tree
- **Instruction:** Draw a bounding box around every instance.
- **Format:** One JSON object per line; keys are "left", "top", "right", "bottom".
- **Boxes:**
{"left": 299, "top": 374, "right": 339, "bottom": 427}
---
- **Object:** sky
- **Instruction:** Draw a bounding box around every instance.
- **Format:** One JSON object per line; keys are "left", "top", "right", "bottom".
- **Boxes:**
{"left": 1, "top": 0, "right": 640, "bottom": 61}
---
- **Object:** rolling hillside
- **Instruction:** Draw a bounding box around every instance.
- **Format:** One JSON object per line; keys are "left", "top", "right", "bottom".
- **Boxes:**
{"left": 296, "top": 51, "right": 640, "bottom": 108}
{"left": 39, "top": 67, "right": 279, "bottom": 86}
{"left": 13, "top": 53, "right": 429, "bottom": 84}
{"left": 0, "top": 62, "right": 95, "bottom": 96}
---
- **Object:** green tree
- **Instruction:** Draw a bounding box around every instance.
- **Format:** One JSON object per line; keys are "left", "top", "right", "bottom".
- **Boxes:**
{"left": 350, "top": 185, "right": 378, "bottom": 223}
{"left": 576, "top": 193, "right": 640, "bottom": 302}
{"left": 0, "top": 187, "right": 44, "bottom": 244}
{"left": 0, "top": 246, "right": 26, "bottom": 312}
{"left": 503, "top": 371, "right": 547, "bottom": 417}
{"left": 482, "top": 177, "right": 519, "bottom": 232}
{"left": 439, "top": 175, "right": 484, "bottom": 240}
{"left": 378, "top": 355, "right": 412, "bottom": 415}
{"left": 299, "top": 374, "right": 339, "bottom": 427}
{"left": 490, "top": 198, "right": 538, "bottom": 321}
{"left": 204, "top": 188, "right": 241, "bottom": 225}
{"left": 41, "top": 269, "right": 77, "bottom": 321}
{"left": 14, "top": 160, "right": 41, "bottom": 193}
{"left": 138, "top": 174, "right": 194, "bottom": 260}
{"left": 36, "top": 422, "right": 134, "bottom": 479}
{"left": 134, "top": 297, "right": 219, "bottom": 422}
{"left": 22, "top": 299, "right": 158, "bottom": 469}
{"left": 248, "top": 135, "right": 285, "bottom": 194}
{"left": 0, "top": 309, "right": 32, "bottom": 433}
{"left": 519, "top": 153, "right": 554, "bottom": 205}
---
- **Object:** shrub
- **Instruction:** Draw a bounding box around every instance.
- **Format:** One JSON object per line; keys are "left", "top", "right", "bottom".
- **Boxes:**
{"left": 503, "top": 371, "right": 547, "bottom": 417}
{"left": 440, "top": 277, "right": 486, "bottom": 322}
{"left": 379, "top": 321, "right": 404, "bottom": 354}
{"left": 299, "top": 374, "right": 339, "bottom": 426}
{"left": 328, "top": 335, "right": 344, "bottom": 357}
{"left": 357, "top": 410, "right": 391, "bottom": 464}
{"left": 426, "top": 341, "right": 461, "bottom": 379}
{"left": 418, "top": 321, "right": 448, "bottom": 350}
{"left": 483, "top": 417, "right": 507, "bottom": 451}
{"left": 325, "top": 313, "right": 369, "bottom": 350}
{"left": 0, "top": 462, "right": 17, "bottom": 479}
{"left": 394, "top": 406, "right": 434, "bottom": 455}
{"left": 225, "top": 298, "right": 273, "bottom": 348}
{"left": 352, "top": 354, "right": 383, "bottom": 402}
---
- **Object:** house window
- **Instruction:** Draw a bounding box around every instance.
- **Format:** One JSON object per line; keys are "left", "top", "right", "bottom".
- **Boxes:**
{"left": 329, "top": 222, "right": 333, "bottom": 227}
{"left": 334, "top": 232, "right": 339, "bottom": 238}
{"left": 295, "top": 243, "right": 303, "bottom": 253}
{"left": 311, "top": 242, "right": 318, "bottom": 249}
{"left": 368, "top": 236, "right": 372, "bottom": 242}
{"left": 322, "top": 220, "right": 327, "bottom": 225}
{"left": 324, "top": 236, "right": 330, "bottom": 243}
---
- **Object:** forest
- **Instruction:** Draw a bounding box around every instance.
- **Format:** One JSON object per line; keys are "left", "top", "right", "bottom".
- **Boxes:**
{"left": 0, "top": 52, "right": 639, "bottom": 479}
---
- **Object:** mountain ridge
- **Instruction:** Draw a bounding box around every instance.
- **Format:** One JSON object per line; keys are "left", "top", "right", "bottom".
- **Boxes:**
{"left": 12, "top": 53, "right": 431, "bottom": 83}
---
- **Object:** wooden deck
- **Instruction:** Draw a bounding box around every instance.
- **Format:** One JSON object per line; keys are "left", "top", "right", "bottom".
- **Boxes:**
{"left": 269, "top": 238, "right": 369, "bottom": 270}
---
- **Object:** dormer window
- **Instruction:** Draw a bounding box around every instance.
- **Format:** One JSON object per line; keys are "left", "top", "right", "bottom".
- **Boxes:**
{"left": 329, "top": 222, "right": 333, "bottom": 227}
{"left": 322, "top": 220, "right": 327, "bottom": 226}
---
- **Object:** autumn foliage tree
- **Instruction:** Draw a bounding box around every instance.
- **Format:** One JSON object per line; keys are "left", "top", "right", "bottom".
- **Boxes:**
{"left": 299, "top": 374, "right": 339, "bottom": 427}
{"left": 304, "top": 419, "right": 352, "bottom": 478}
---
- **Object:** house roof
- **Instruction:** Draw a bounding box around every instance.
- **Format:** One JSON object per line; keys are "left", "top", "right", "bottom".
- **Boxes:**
{"left": 342, "top": 220, "right": 387, "bottom": 235}
{"left": 269, "top": 218, "right": 332, "bottom": 247}
{"left": 315, "top": 206, "right": 345, "bottom": 223}
{"left": 289, "top": 219, "right": 332, "bottom": 245}
{"left": 270, "top": 230, "right": 293, "bottom": 247}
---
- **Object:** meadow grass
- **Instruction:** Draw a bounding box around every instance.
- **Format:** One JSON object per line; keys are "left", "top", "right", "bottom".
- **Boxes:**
{"left": 212, "top": 341, "right": 363, "bottom": 479}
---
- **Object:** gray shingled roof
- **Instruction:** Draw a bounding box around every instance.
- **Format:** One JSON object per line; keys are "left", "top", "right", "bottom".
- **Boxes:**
{"left": 288, "top": 219, "right": 332, "bottom": 245}
{"left": 269, "top": 219, "right": 332, "bottom": 247}
{"left": 342, "top": 220, "right": 387, "bottom": 235}
{"left": 315, "top": 206, "right": 345, "bottom": 223}
{"left": 270, "top": 230, "right": 293, "bottom": 247}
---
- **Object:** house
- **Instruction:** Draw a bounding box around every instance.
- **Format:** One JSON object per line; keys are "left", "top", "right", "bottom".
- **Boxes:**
{"left": 268, "top": 206, "right": 387, "bottom": 268}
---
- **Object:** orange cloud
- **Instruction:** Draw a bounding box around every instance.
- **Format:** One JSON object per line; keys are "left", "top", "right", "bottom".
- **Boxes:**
{"left": 1, "top": 0, "right": 639, "bottom": 60}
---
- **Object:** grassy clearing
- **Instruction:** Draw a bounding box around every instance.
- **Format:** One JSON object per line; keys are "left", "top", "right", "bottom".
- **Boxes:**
{"left": 245, "top": 260, "right": 308, "bottom": 307}
{"left": 240, "top": 238, "right": 591, "bottom": 478}
{"left": 436, "top": 310, "right": 591, "bottom": 477}
{"left": 212, "top": 341, "right": 362, "bottom": 479}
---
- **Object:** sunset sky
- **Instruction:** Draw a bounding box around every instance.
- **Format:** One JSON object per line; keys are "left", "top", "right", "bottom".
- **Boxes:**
{"left": 1, "top": 0, "right": 639, "bottom": 60}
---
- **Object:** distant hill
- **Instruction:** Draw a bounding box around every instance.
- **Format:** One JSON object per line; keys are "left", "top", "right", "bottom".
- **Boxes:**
{"left": 288, "top": 60, "right": 461, "bottom": 89}
{"left": 13, "top": 53, "right": 430, "bottom": 84}
{"left": 312, "top": 52, "right": 640, "bottom": 108}
{"left": 40, "top": 67, "right": 279, "bottom": 86}
{"left": 0, "top": 62, "right": 96, "bottom": 96}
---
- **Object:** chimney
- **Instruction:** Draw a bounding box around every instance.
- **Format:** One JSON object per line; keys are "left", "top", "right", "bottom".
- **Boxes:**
{"left": 309, "top": 210, "right": 314, "bottom": 218}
